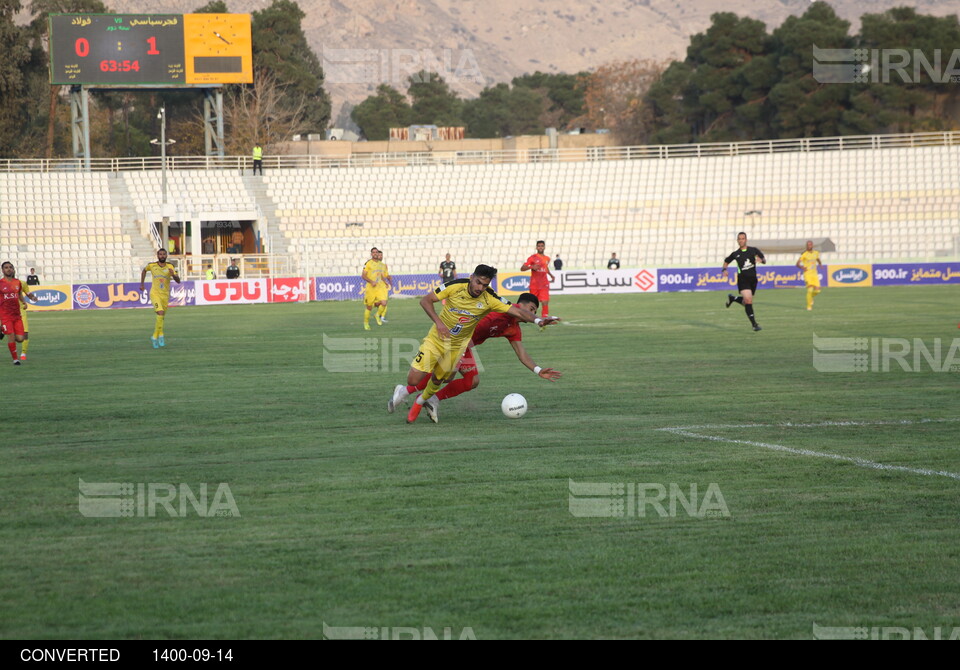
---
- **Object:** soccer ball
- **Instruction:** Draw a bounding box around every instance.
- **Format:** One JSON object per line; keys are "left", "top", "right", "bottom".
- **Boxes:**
{"left": 501, "top": 393, "right": 528, "bottom": 419}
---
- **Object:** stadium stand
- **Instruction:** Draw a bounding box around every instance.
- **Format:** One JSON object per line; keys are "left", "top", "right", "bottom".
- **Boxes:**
{"left": 268, "top": 143, "right": 960, "bottom": 275}
{"left": 0, "top": 171, "right": 139, "bottom": 282}
{"left": 1, "top": 134, "right": 958, "bottom": 282}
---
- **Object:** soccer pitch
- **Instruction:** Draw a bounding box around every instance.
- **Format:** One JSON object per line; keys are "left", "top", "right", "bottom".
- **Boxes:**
{"left": 2, "top": 285, "right": 958, "bottom": 639}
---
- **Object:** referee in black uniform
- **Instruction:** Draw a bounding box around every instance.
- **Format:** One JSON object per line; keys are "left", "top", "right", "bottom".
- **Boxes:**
{"left": 722, "top": 232, "right": 766, "bottom": 331}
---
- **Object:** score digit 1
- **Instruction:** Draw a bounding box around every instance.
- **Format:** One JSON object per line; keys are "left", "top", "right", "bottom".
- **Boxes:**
{"left": 146, "top": 36, "right": 159, "bottom": 55}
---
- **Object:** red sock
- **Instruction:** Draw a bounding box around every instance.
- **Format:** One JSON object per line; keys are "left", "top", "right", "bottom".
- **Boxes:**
{"left": 436, "top": 375, "right": 475, "bottom": 401}
{"left": 7, "top": 341, "right": 17, "bottom": 359}
{"left": 409, "top": 380, "right": 425, "bottom": 393}
{"left": 542, "top": 303, "right": 549, "bottom": 317}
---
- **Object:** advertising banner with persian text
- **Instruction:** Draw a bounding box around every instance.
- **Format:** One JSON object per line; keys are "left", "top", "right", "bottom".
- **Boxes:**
{"left": 72, "top": 282, "right": 196, "bottom": 309}
{"left": 496, "top": 269, "right": 658, "bottom": 296}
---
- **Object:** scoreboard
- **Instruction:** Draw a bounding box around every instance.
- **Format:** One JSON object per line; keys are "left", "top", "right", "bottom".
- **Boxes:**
{"left": 49, "top": 14, "right": 253, "bottom": 86}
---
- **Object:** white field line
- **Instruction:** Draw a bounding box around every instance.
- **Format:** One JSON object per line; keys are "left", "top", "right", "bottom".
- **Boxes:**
{"left": 657, "top": 419, "right": 960, "bottom": 481}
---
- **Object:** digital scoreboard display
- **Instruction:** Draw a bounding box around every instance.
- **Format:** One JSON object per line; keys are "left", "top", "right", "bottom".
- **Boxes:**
{"left": 49, "top": 14, "right": 253, "bottom": 86}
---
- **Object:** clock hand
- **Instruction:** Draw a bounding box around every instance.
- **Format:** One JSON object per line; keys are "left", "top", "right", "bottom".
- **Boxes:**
{"left": 213, "top": 31, "right": 232, "bottom": 45}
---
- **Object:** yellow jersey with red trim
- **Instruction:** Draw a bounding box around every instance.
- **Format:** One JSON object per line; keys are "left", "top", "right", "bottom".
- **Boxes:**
{"left": 799, "top": 250, "right": 820, "bottom": 274}
{"left": 144, "top": 262, "right": 176, "bottom": 297}
{"left": 362, "top": 259, "right": 388, "bottom": 288}
{"left": 428, "top": 279, "right": 512, "bottom": 349}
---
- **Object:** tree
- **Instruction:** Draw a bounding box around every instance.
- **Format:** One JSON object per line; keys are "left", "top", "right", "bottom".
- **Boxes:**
{"left": 768, "top": 2, "right": 855, "bottom": 138}
{"left": 856, "top": 6, "right": 960, "bottom": 132}
{"left": 251, "top": 0, "right": 330, "bottom": 134}
{"left": 351, "top": 85, "right": 412, "bottom": 141}
{"left": 578, "top": 59, "right": 665, "bottom": 144}
{"left": 407, "top": 71, "right": 463, "bottom": 126}
{"left": 512, "top": 71, "right": 586, "bottom": 130}
{"left": 645, "top": 61, "right": 696, "bottom": 144}
{"left": 462, "top": 83, "right": 544, "bottom": 138}
{"left": 0, "top": 0, "right": 36, "bottom": 156}
{"left": 224, "top": 68, "right": 307, "bottom": 154}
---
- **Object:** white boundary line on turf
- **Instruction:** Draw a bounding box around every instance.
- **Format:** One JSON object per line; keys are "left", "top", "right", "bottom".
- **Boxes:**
{"left": 657, "top": 419, "right": 960, "bottom": 481}
{"left": 666, "top": 418, "right": 960, "bottom": 431}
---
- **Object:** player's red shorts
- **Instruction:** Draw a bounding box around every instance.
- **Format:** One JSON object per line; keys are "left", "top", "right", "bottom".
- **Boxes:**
{"left": 1, "top": 315, "right": 25, "bottom": 337}
{"left": 457, "top": 344, "right": 479, "bottom": 375}
{"left": 529, "top": 285, "right": 550, "bottom": 303}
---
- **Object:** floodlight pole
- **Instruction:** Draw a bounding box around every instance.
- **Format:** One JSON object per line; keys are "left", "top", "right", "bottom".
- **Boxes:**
{"left": 160, "top": 106, "right": 169, "bottom": 250}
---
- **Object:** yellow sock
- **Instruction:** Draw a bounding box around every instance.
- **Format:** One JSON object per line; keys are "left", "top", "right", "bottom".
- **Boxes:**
{"left": 378, "top": 304, "right": 388, "bottom": 318}
{"left": 21, "top": 339, "right": 28, "bottom": 354}
{"left": 421, "top": 377, "right": 443, "bottom": 401}
{"left": 154, "top": 315, "right": 164, "bottom": 337}
{"left": 363, "top": 309, "right": 371, "bottom": 326}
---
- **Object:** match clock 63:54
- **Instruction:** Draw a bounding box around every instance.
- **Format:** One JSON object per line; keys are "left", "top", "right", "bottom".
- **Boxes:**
{"left": 49, "top": 14, "right": 252, "bottom": 86}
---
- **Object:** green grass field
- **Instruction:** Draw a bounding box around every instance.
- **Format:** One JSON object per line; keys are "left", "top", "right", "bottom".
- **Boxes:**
{"left": 2, "top": 285, "right": 959, "bottom": 639}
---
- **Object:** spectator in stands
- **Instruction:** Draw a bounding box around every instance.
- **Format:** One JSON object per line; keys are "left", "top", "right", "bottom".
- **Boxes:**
{"left": 226, "top": 259, "right": 241, "bottom": 279}
{"left": 202, "top": 237, "right": 215, "bottom": 254}
{"left": 439, "top": 254, "right": 457, "bottom": 282}
{"left": 167, "top": 237, "right": 179, "bottom": 255}
{"left": 26, "top": 268, "right": 40, "bottom": 286}
{"left": 252, "top": 143, "right": 263, "bottom": 175}
{"left": 607, "top": 253, "right": 621, "bottom": 270}
{"left": 230, "top": 229, "right": 244, "bottom": 254}
{"left": 553, "top": 255, "right": 563, "bottom": 271}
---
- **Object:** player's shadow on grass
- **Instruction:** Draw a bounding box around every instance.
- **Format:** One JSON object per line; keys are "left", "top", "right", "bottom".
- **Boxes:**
{"left": 679, "top": 320, "right": 727, "bottom": 330}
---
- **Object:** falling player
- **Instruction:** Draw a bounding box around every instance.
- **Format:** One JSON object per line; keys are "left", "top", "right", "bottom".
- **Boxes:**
{"left": 389, "top": 292, "right": 562, "bottom": 423}
{"left": 0, "top": 261, "right": 38, "bottom": 364}
{"left": 361, "top": 247, "right": 392, "bottom": 330}
{"left": 796, "top": 240, "right": 823, "bottom": 311}
{"left": 394, "top": 265, "right": 557, "bottom": 424}
{"left": 520, "top": 240, "right": 554, "bottom": 317}
{"left": 723, "top": 232, "right": 766, "bottom": 331}
{"left": 139, "top": 248, "right": 181, "bottom": 348}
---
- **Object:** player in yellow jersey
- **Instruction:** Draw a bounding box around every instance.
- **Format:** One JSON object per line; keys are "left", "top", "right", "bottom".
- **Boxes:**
{"left": 11, "top": 269, "right": 32, "bottom": 361}
{"left": 139, "top": 248, "right": 181, "bottom": 348}
{"left": 796, "top": 240, "right": 823, "bottom": 311}
{"left": 393, "top": 264, "right": 559, "bottom": 424}
{"left": 18, "top": 292, "right": 30, "bottom": 361}
{"left": 361, "top": 247, "right": 393, "bottom": 330}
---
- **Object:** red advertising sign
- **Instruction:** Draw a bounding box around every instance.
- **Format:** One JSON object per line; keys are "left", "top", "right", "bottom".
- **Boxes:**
{"left": 270, "top": 278, "right": 309, "bottom": 303}
{"left": 195, "top": 279, "right": 268, "bottom": 305}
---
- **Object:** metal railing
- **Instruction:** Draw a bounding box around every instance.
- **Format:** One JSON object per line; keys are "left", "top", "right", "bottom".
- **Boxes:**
{"left": 2, "top": 131, "right": 958, "bottom": 173}
{"left": 157, "top": 253, "right": 299, "bottom": 281}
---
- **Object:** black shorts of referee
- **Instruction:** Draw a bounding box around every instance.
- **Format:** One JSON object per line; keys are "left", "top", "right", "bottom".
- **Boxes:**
{"left": 737, "top": 274, "right": 758, "bottom": 294}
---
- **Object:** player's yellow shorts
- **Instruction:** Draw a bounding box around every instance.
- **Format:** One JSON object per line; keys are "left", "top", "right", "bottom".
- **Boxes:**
{"left": 151, "top": 291, "right": 170, "bottom": 312}
{"left": 804, "top": 272, "right": 820, "bottom": 288}
{"left": 412, "top": 331, "right": 469, "bottom": 380}
{"left": 364, "top": 284, "right": 388, "bottom": 307}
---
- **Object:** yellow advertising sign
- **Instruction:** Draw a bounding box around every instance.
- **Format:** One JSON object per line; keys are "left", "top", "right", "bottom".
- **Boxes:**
{"left": 827, "top": 265, "right": 873, "bottom": 288}
{"left": 24, "top": 285, "right": 73, "bottom": 311}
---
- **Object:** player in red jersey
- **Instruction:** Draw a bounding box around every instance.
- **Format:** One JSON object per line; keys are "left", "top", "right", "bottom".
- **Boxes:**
{"left": 388, "top": 292, "right": 561, "bottom": 423}
{"left": 520, "top": 240, "right": 555, "bottom": 317}
{"left": 0, "top": 262, "right": 38, "bottom": 365}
